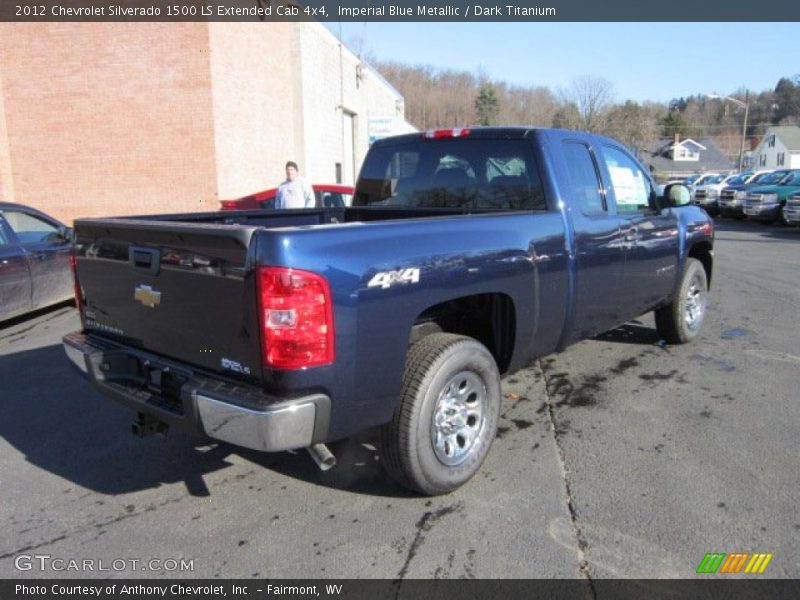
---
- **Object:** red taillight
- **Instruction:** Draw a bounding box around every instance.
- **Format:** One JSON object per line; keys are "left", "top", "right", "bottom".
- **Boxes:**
{"left": 256, "top": 267, "right": 335, "bottom": 370}
{"left": 69, "top": 249, "right": 84, "bottom": 314}
{"left": 219, "top": 200, "right": 238, "bottom": 210}
{"left": 422, "top": 128, "right": 471, "bottom": 139}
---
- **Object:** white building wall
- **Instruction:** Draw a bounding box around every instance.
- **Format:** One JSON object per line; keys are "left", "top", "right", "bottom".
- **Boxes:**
{"left": 753, "top": 128, "right": 800, "bottom": 169}
{"left": 296, "top": 23, "right": 409, "bottom": 185}
{"left": 209, "top": 23, "right": 299, "bottom": 199}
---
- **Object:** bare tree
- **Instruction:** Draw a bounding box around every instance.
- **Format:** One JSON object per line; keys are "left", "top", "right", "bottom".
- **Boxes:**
{"left": 605, "top": 100, "right": 661, "bottom": 154}
{"left": 552, "top": 102, "right": 582, "bottom": 130}
{"left": 498, "top": 85, "right": 559, "bottom": 126}
{"left": 558, "top": 76, "right": 614, "bottom": 132}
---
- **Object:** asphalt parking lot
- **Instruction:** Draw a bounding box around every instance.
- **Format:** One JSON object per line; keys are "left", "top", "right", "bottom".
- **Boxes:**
{"left": 1, "top": 220, "right": 798, "bottom": 581}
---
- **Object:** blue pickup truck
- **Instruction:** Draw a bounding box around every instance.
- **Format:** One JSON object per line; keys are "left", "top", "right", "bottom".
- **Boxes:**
{"left": 63, "top": 128, "right": 714, "bottom": 495}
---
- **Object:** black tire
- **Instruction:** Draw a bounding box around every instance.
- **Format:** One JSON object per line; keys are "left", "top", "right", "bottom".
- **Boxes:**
{"left": 381, "top": 333, "right": 501, "bottom": 495}
{"left": 654, "top": 258, "right": 708, "bottom": 344}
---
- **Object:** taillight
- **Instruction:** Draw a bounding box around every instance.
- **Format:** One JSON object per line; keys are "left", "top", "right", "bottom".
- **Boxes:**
{"left": 696, "top": 222, "right": 714, "bottom": 236}
{"left": 422, "top": 128, "right": 470, "bottom": 139}
{"left": 256, "top": 267, "right": 335, "bottom": 370}
{"left": 219, "top": 200, "right": 237, "bottom": 210}
{"left": 69, "top": 248, "right": 84, "bottom": 314}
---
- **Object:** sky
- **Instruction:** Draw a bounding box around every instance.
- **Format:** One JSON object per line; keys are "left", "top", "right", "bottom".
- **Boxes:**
{"left": 326, "top": 22, "right": 800, "bottom": 105}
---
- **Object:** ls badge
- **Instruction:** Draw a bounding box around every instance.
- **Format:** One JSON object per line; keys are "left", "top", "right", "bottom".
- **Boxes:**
{"left": 134, "top": 285, "right": 162, "bottom": 308}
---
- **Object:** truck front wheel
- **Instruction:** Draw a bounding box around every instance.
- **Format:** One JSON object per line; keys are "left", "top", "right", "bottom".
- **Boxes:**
{"left": 381, "top": 333, "right": 501, "bottom": 495}
{"left": 654, "top": 257, "right": 708, "bottom": 344}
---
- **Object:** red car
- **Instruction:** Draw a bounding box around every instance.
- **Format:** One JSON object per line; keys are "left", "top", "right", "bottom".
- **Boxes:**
{"left": 219, "top": 184, "right": 354, "bottom": 211}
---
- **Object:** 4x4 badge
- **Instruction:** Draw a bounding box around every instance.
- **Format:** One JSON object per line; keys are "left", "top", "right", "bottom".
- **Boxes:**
{"left": 134, "top": 285, "right": 161, "bottom": 308}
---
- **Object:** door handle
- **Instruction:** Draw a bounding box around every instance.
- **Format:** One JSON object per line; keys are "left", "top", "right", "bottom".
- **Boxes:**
{"left": 623, "top": 227, "right": 639, "bottom": 241}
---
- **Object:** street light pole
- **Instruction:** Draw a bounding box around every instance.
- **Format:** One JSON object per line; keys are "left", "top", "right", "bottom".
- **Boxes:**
{"left": 709, "top": 92, "right": 750, "bottom": 171}
{"left": 738, "top": 92, "right": 750, "bottom": 172}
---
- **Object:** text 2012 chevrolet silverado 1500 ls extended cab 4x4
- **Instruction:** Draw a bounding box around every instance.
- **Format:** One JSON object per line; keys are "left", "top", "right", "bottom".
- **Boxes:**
{"left": 63, "top": 128, "right": 714, "bottom": 495}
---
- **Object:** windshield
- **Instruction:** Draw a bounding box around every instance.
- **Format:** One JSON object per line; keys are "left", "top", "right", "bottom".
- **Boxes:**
{"left": 750, "top": 172, "right": 771, "bottom": 184}
{"left": 696, "top": 174, "right": 717, "bottom": 185}
{"left": 727, "top": 173, "right": 751, "bottom": 185}
{"left": 779, "top": 171, "right": 800, "bottom": 186}
{"left": 354, "top": 138, "right": 547, "bottom": 211}
{"left": 759, "top": 171, "right": 790, "bottom": 185}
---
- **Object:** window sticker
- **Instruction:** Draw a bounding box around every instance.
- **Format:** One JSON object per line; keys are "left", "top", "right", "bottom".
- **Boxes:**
{"left": 608, "top": 165, "right": 648, "bottom": 208}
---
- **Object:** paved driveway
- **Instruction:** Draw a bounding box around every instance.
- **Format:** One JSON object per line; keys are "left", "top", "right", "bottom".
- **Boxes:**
{"left": 1, "top": 220, "right": 797, "bottom": 581}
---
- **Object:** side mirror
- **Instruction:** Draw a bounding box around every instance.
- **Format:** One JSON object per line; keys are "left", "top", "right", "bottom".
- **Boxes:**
{"left": 59, "top": 226, "right": 74, "bottom": 242}
{"left": 662, "top": 183, "right": 692, "bottom": 207}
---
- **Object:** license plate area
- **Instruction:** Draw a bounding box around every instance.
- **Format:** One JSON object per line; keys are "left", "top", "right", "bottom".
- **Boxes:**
{"left": 97, "top": 352, "right": 189, "bottom": 415}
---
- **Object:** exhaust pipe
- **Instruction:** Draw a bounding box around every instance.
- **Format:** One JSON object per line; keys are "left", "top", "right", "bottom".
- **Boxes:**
{"left": 307, "top": 443, "right": 336, "bottom": 471}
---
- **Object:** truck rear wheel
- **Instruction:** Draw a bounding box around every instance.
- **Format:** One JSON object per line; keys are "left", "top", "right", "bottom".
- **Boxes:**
{"left": 381, "top": 333, "right": 501, "bottom": 495}
{"left": 654, "top": 257, "right": 708, "bottom": 344}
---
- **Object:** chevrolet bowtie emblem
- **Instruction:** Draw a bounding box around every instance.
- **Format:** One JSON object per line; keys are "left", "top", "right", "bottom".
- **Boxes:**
{"left": 134, "top": 285, "right": 161, "bottom": 308}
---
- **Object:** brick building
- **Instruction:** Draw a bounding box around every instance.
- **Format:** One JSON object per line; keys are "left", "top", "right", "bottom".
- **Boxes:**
{"left": 0, "top": 22, "right": 412, "bottom": 225}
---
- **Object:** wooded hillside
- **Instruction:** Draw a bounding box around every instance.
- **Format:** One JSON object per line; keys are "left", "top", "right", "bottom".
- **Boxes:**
{"left": 374, "top": 61, "right": 800, "bottom": 161}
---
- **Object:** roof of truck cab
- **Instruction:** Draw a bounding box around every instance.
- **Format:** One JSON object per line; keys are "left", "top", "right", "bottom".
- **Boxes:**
{"left": 370, "top": 127, "right": 629, "bottom": 147}
{"left": 370, "top": 127, "right": 532, "bottom": 146}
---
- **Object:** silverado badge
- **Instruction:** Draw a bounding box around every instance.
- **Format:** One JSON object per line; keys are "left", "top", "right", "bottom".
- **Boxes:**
{"left": 134, "top": 285, "right": 161, "bottom": 308}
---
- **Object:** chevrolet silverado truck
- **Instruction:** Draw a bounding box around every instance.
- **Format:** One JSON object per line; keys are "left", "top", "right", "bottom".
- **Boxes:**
{"left": 63, "top": 128, "right": 714, "bottom": 495}
{"left": 743, "top": 169, "right": 800, "bottom": 224}
{"left": 719, "top": 169, "right": 788, "bottom": 219}
{"left": 783, "top": 191, "right": 800, "bottom": 226}
{"left": 693, "top": 172, "right": 755, "bottom": 216}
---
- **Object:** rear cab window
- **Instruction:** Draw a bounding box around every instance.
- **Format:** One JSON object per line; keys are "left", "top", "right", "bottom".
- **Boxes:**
{"left": 561, "top": 141, "right": 606, "bottom": 215}
{"left": 354, "top": 138, "right": 546, "bottom": 211}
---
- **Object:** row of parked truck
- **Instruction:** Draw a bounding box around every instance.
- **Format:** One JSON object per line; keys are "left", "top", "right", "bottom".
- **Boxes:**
{"left": 685, "top": 169, "right": 800, "bottom": 226}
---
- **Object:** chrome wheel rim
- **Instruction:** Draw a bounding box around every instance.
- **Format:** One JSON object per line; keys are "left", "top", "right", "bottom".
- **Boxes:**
{"left": 684, "top": 273, "right": 707, "bottom": 331}
{"left": 431, "top": 371, "right": 485, "bottom": 466}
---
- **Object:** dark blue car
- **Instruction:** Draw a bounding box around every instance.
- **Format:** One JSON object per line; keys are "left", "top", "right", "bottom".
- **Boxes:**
{"left": 0, "top": 202, "right": 74, "bottom": 322}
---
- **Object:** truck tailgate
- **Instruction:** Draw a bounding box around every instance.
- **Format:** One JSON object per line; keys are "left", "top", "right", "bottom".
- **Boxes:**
{"left": 73, "top": 218, "right": 262, "bottom": 380}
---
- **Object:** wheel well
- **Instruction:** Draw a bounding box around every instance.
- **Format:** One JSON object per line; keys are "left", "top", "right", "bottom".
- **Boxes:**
{"left": 688, "top": 241, "right": 713, "bottom": 288}
{"left": 410, "top": 293, "right": 516, "bottom": 373}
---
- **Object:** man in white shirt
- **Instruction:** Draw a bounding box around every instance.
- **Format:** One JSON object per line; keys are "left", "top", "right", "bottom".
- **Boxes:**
{"left": 274, "top": 161, "right": 315, "bottom": 209}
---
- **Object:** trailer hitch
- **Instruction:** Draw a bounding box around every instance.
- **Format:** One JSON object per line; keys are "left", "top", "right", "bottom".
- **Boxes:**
{"left": 131, "top": 412, "right": 169, "bottom": 437}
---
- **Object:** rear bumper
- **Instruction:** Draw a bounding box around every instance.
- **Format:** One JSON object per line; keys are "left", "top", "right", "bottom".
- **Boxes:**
{"left": 63, "top": 331, "right": 330, "bottom": 452}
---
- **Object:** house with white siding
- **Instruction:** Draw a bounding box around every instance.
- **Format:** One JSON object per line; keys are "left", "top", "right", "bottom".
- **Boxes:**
{"left": 751, "top": 126, "right": 800, "bottom": 170}
{"left": 644, "top": 134, "right": 735, "bottom": 179}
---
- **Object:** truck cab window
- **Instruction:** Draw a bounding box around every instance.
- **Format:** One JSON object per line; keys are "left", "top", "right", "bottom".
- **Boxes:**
{"left": 562, "top": 142, "right": 605, "bottom": 214}
{"left": 355, "top": 139, "right": 546, "bottom": 211}
{"left": 601, "top": 146, "right": 657, "bottom": 214}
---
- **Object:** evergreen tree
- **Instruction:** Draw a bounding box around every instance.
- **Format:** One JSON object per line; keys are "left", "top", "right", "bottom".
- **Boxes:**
{"left": 772, "top": 77, "right": 800, "bottom": 124}
{"left": 660, "top": 110, "right": 689, "bottom": 137}
{"left": 475, "top": 84, "right": 500, "bottom": 126}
